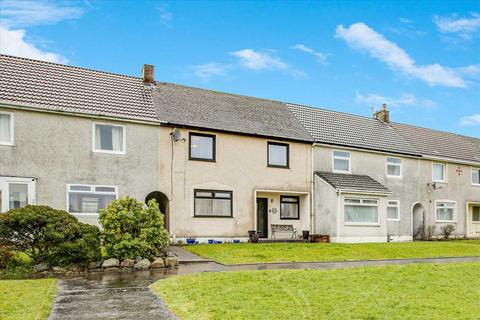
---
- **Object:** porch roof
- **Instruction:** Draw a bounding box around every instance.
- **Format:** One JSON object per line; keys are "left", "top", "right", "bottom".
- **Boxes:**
{"left": 315, "top": 171, "right": 391, "bottom": 194}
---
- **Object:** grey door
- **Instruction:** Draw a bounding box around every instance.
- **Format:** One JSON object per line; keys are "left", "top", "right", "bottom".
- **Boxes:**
{"left": 256, "top": 198, "right": 268, "bottom": 238}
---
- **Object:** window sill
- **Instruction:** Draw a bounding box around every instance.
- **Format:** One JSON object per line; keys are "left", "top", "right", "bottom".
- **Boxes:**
{"left": 471, "top": 184, "right": 480, "bottom": 187}
{"left": 267, "top": 165, "right": 290, "bottom": 169}
{"left": 386, "top": 175, "right": 402, "bottom": 179}
{"left": 189, "top": 158, "right": 216, "bottom": 162}
{"left": 0, "top": 142, "right": 14, "bottom": 146}
{"left": 193, "top": 215, "right": 233, "bottom": 218}
{"left": 93, "top": 149, "right": 126, "bottom": 155}
{"left": 435, "top": 220, "right": 456, "bottom": 223}
{"left": 432, "top": 180, "right": 447, "bottom": 184}
{"left": 70, "top": 212, "right": 99, "bottom": 217}
{"left": 344, "top": 222, "right": 380, "bottom": 227}
{"left": 280, "top": 217, "right": 300, "bottom": 220}
{"left": 333, "top": 170, "right": 351, "bottom": 174}
{"left": 387, "top": 219, "right": 400, "bottom": 222}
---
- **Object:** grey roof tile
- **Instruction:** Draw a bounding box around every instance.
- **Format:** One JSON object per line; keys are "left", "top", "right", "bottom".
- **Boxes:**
{"left": 315, "top": 171, "right": 391, "bottom": 194}
{"left": 153, "top": 82, "right": 313, "bottom": 142}
{"left": 288, "top": 104, "right": 420, "bottom": 156}
{"left": 391, "top": 122, "right": 480, "bottom": 163}
{"left": 0, "top": 54, "right": 157, "bottom": 121}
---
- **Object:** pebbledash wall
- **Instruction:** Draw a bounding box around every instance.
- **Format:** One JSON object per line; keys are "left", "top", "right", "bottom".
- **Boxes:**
{"left": 0, "top": 106, "right": 161, "bottom": 225}
{"left": 158, "top": 126, "right": 312, "bottom": 241}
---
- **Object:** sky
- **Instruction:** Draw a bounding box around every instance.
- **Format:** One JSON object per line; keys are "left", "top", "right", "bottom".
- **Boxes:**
{"left": 0, "top": 0, "right": 479, "bottom": 137}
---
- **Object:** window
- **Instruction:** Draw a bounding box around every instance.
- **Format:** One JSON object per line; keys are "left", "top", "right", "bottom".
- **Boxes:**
{"left": 267, "top": 142, "right": 289, "bottom": 168}
{"left": 333, "top": 150, "right": 351, "bottom": 173}
{"left": 189, "top": 133, "right": 215, "bottom": 161}
{"left": 387, "top": 200, "right": 400, "bottom": 221}
{"left": 472, "top": 168, "right": 480, "bottom": 186}
{"left": 93, "top": 123, "right": 125, "bottom": 154}
{"left": 280, "top": 196, "right": 299, "bottom": 219}
{"left": 473, "top": 207, "right": 480, "bottom": 222}
{"left": 435, "top": 201, "right": 456, "bottom": 222}
{"left": 194, "top": 189, "right": 232, "bottom": 217}
{"left": 432, "top": 163, "right": 445, "bottom": 182}
{"left": 67, "top": 184, "right": 117, "bottom": 216}
{"left": 344, "top": 198, "right": 379, "bottom": 224}
{"left": 387, "top": 157, "right": 402, "bottom": 177}
{"left": 0, "top": 111, "right": 14, "bottom": 145}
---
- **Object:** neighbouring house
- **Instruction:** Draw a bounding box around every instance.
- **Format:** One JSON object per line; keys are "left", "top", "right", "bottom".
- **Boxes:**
{"left": 0, "top": 54, "right": 479, "bottom": 242}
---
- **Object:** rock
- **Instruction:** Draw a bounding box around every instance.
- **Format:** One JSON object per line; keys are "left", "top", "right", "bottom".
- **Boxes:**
{"left": 52, "top": 266, "right": 67, "bottom": 273}
{"left": 134, "top": 258, "right": 151, "bottom": 270}
{"left": 104, "top": 267, "right": 119, "bottom": 273}
{"left": 164, "top": 256, "right": 178, "bottom": 267}
{"left": 34, "top": 263, "right": 49, "bottom": 273}
{"left": 135, "top": 256, "right": 143, "bottom": 263}
{"left": 89, "top": 261, "right": 102, "bottom": 269}
{"left": 65, "top": 270, "right": 75, "bottom": 276}
{"left": 102, "top": 258, "right": 120, "bottom": 268}
{"left": 121, "top": 258, "right": 135, "bottom": 268}
{"left": 150, "top": 257, "right": 165, "bottom": 269}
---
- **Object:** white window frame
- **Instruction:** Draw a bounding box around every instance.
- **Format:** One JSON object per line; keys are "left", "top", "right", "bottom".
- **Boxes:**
{"left": 435, "top": 200, "right": 456, "bottom": 223}
{"left": 432, "top": 162, "right": 446, "bottom": 183}
{"left": 387, "top": 200, "right": 400, "bottom": 221}
{"left": 471, "top": 167, "right": 480, "bottom": 187}
{"left": 0, "top": 177, "right": 36, "bottom": 213}
{"left": 0, "top": 111, "right": 14, "bottom": 146}
{"left": 386, "top": 157, "right": 402, "bottom": 178}
{"left": 66, "top": 183, "right": 118, "bottom": 217}
{"left": 332, "top": 150, "right": 351, "bottom": 174}
{"left": 92, "top": 122, "right": 126, "bottom": 155}
{"left": 344, "top": 197, "right": 379, "bottom": 226}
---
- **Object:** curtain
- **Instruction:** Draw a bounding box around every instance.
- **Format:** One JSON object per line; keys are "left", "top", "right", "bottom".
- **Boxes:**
{"left": 345, "top": 205, "right": 378, "bottom": 223}
{"left": 0, "top": 114, "right": 10, "bottom": 142}
{"left": 95, "top": 125, "right": 102, "bottom": 150}
{"left": 112, "top": 126, "right": 123, "bottom": 151}
{"left": 195, "top": 198, "right": 231, "bottom": 216}
{"left": 281, "top": 203, "right": 298, "bottom": 218}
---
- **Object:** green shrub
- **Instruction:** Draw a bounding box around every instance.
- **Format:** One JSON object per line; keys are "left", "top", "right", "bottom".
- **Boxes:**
{"left": 0, "top": 205, "right": 101, "bottom": 266}
{"left": 0, "top": 244, "right": 18, "bottom": 269}
{"left": 99, "top": 197, "right": 169, "bottom": 260}
{"left": 440, "top": 224, "right": 455, "bottom": 240}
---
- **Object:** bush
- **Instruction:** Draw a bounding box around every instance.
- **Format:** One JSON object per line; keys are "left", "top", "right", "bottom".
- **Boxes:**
{"left": 99, "top": 197, "right": 169, "bottom": 260}
{"left": 440, "top": 224, "right": 455, "bottom": 240}
{"left": 0, "top": 244, "right": 18, "bottom": 269}
{"left": 0, "top": 205, "right": 101, "bottom": 266}
{"left": 425, "top": 225, "right": 436, "bottom": 241}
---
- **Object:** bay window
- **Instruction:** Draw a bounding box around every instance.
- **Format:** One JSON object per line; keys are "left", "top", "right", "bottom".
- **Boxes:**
{"left": 344, "top": 198, "right": 379, "bottom": 224}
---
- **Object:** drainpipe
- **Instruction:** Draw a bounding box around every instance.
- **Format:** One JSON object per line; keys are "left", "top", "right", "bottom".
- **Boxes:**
{"left": 310, "top": 145, "right": 315, "bottom": 234}
{"left": 337, "top": 190, "right": 342, "bottom": 242}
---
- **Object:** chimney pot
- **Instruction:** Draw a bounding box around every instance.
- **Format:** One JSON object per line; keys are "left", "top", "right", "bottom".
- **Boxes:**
{"left": 142, "top": 64, "right": 154, "bottom": 83}
{"left": 374, "top": 103, "right": 390, "bottom": 124}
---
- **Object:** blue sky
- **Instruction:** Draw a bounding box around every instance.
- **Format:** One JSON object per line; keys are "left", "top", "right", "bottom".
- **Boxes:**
{"left": 1, "top": 0, "right": 479, "bottom": 137}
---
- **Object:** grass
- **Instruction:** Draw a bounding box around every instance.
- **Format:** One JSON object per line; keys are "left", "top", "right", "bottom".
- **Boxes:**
{"left": 152, "top": 262, "right": 480, "bottom": 320}
{"left": 0, "top": 278, "right": 58, "bottom": 320}
{"left": 185, "top": 240, "right": 480, "bottom": 264}
{"left": 0, "top": 252, "right": 34, "bottom": 279}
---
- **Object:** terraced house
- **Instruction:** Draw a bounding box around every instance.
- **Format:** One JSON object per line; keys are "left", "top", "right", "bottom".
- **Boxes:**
{"left": 1, "top": 54, "right": 479, "bottom": 242}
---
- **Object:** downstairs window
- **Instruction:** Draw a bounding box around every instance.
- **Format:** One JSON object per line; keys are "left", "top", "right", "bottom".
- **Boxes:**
{"left": 67, "top": 184, "right": 117, "bottom": 215}
{"left": 345, "top": 198, "right": 379, "bottom": 224}
{"left": 194, "top": 190, "right": 232, "bottom": 217}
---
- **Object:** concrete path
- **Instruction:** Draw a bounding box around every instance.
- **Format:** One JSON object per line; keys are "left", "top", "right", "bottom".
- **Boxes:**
{"left": 166, "top": 245, "right": 212, "bottom": 263}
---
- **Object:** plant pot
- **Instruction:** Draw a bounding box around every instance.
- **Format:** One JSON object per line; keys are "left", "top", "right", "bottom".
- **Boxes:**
{"left": 302, "top": 230, "right": 310, "bottom": 240}
{"left": 233, "top": 239, "right": 240, "bottom": 244}
{"left": 186, "top": 239, "right": 196, "bottom": 244}
{"left": 251, "top": 234, "right": 260, "bottom": 243}
{"left": 208, "top": 239, "right": 214, "bottom": 244}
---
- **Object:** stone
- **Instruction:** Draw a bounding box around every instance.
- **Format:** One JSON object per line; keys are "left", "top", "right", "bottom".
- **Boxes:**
{"left": 65, "top": 270, "right": 75, "bottom": 276}
{"left": 102, "top": 258, "right": 120, "bottom": 268}
{"left": 134, "top": 258, "right": 151, "bottom": 270}
{"left": 89, "top": 261, "right": 102, "bottom": 269}
{"left": 52, "top": 266, "right": 67, "bottom": 273}
{"left": 121, "top": 259, "right": 135, "bottom": 268}
{"left": 34, "top": 263, "right": 49, "bottom": 273}
{"left": 104, "top": 267, "right": 119, "bottom": 273}
{"left": 135, "top": 256, "right": 143, "bottom": 263}
{"left": 164, "top": 256, "right": 178, "bottom": 267}
{"left": 150, "top": 257, "right": 165, "bottom": 269}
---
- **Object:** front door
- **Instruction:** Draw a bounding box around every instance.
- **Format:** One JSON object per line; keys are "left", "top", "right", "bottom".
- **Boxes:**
{"left": 467, "top": 205, "right": 480, "bottom": 238}
{"left": 256, "top": 198, "right": 268, "bottom": 238}
{"left": 0, "top": 177, "right": 36, "bottom": 213}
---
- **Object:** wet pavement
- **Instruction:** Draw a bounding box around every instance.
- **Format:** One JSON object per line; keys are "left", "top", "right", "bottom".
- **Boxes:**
{"left": 48, "top": 251, "right": 480, "bottom": 319}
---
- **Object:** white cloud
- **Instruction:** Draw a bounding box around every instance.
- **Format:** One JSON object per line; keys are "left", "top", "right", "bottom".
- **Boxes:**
{"left": 0, "top": 0, "right": 83, "bottom": 28}
{"left": 291, "top": 44, "right": 327, "bottom": 63}
{"left": 335, "top": 22, "right": 470, "bottom": 88}
{"left": 0, "top": 26, "right": 67, "bottom": 63}
{"left": 434, "top": 13, "right": 480, "bottom": 39}
{"left": 460, "top": 114, "right": 480, "bottom": 126}
{"left": 191, "top": 63, "right": 230, "bottom": 80}
{"left": 157, "top": 3, "right": 173, "bottom": 27}
{"left": 355, "top": 92, "right": 437, "bottom": 109}
{"left": 230, "top": 49, "right": 288, "bottom": 71}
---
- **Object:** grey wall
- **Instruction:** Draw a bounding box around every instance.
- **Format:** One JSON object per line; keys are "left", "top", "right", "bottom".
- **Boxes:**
{"left": 0, "top": 107, "right": 161, "bottom": 224}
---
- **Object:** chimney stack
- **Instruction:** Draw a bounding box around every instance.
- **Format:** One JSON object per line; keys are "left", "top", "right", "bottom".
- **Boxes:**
{"left": 142, "top": 64, "right": 154, "bottom": 83}
{"left": 374, "top": 103, "right": 390, "bottom": 124}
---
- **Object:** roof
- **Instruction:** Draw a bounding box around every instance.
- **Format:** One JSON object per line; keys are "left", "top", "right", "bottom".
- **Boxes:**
{"left": 0, "top": 54, "right": 157, "bottom": 121}
{"left": 315, "top": 171, "right": 391, "bottom": 194}
{"left": 153, "top": 82, "right": 313, "bottom": 142}
{"left": 391, "top": 122, "right": 480, "bottom": 163}
{"left": 288, "top": 104, "right": 420, "bottom": 156}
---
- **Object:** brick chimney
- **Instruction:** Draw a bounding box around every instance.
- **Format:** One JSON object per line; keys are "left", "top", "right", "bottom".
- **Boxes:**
{"left": 142, "top": 64, "right": 154, "bottom": 83}
{"left": 374, "top": 103, "right": 390, "bottom": 124}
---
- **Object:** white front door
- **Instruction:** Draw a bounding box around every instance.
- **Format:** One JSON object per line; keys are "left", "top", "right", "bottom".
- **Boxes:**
{"left": 467, "top": 205, "right": 480, "bottom": 238}
{"left": 0, "top": 177, "right": 36, "bottom": 213}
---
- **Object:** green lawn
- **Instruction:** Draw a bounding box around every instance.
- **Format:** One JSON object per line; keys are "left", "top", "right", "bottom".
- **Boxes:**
{"left": 185, "top": 240, "right": 480, "bottom": 264}
{"left": 152, "top": 262, "right": 480, "bottom": 320}
{"left": 0, "top": 278, "right": 57, "bottom": 320}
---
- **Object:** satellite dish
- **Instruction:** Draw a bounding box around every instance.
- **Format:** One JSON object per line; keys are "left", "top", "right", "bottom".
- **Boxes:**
{"left": 171, "top": 128, "right": 183, "bottom": 142}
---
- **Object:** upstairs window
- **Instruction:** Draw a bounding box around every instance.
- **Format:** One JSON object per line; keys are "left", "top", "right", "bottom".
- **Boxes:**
{"left": 344, "top": 198, "right": 379, "bottom": 224}
{"left": 432, "top": 163, "right": 446, "bottom": 182}
{"left": 333, "top": 150, "right": 351, "bottom": 173}
{"left": 280, "top": 196, "right": 299, "bottom": 219}
{"left": 472, "top": 168, "right": 480, "bottom": 186}
{"left": 67, "top": 184, "right": 117, "bottom": 216}
{"left": 194, "top": 189, "right": 232, "bottom": 217}
{"left": 93, "top": 123, "right": 125, "bottom": 154}
{"left": 267, "top": 142, "right": 289, "bottom": 168}
{"left": 0, "top": 111, "right": 14, "bottom": 145}
{"left": 436, "top": 201, "right": 456, "bottom": 222}
{"left": 387, "top": 200, "right": 400, "bottom": 221}
{"left": 387, "top": 157, "right": 402, "bottom": 177}
{"left": 189, "top": 133, "right": 215, "bottom": 161}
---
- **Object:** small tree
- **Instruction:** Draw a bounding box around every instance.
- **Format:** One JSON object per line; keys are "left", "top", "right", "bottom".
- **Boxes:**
{"left": 440, "top": 225, "right": 455, "bottom": 240}
{"left": 99, "top": 197, "right": 169, "bottom": 260}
